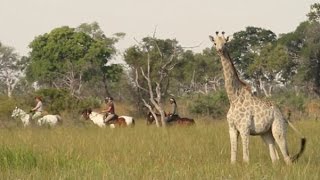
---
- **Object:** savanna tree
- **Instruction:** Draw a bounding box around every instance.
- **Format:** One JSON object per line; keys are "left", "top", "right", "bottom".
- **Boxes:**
{"left": 26, "top": 22, "right": 124, "bottom": 97}
{"left": 277, "top": 5, "right": 320, "bottom": 96}
{"left": 307, "top": 3, "right": 320, "bottom": 22}
{"left": 172, "top": 48, "right": 223, "bottom": 95}
{"left": 124, "top": 36, "right": 182, "bottom": 127}
{"left": 227, "top": 27, "right": 278, "bottom": 95}
{"left": 247, "top": 43, "right": 294, "bottom": 96}
{"left": 0, "top": 43, "right": 27, "bottom": 97}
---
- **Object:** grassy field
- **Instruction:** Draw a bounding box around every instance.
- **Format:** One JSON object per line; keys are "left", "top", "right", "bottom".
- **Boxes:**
{"left": 0, "top": 119, "right": 319, "bottom": 180}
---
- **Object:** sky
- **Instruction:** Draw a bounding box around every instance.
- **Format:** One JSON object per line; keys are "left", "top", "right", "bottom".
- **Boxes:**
{"left": 0, "top": 0, "right": 318, "bottom": 59}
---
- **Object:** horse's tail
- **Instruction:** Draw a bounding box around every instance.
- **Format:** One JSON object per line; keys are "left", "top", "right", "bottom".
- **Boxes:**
{"left": 187, "top": 118, "right": 196, "bottom": 125}
{"left": 121, "top": 116, "right": 135, "bottom": 127}
{"left": 56, "top": 115, "right": 63, "bottom": 124}
{"left": 182, "top": 118, "right": 196, "bottom": 125}
{"left": 131, "top": 118, "right": 135, "bottom": 127}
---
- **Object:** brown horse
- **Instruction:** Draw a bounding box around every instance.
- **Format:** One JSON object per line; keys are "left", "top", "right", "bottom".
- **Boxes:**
{"left": 81, "top": 108, "right": 135, "bottom": 128}
{"left": 146, "top": 111, "right": 195, "bottom": 126}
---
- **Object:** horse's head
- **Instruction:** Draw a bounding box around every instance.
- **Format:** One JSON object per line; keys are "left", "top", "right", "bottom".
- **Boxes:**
{"left": 11, "top": 107, "right": 23, "bottom": 118}
{"left": 81, "top": 108, "right": 92, "bottom": 120}
{"left": 146, "top": 111, "right": 155, "bottom": 125}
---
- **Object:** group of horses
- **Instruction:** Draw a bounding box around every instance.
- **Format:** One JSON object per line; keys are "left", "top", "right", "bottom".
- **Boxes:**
{"left": 11, "top": 107, "right": 195, "bottom": 128}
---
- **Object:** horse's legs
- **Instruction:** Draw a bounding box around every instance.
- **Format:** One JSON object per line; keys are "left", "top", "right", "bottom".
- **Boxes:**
{"left": 117, "top": 118, "right": 127, "bottom": 127}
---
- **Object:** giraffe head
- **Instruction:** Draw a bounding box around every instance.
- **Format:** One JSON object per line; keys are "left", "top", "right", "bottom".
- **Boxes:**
{"left": 209, "top": 31, "right": 229, "bottom": 54}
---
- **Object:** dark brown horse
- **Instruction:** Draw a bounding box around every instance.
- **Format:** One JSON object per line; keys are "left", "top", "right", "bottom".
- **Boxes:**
{"left": 146, "top": 111, "right": 195, "bottom": 126}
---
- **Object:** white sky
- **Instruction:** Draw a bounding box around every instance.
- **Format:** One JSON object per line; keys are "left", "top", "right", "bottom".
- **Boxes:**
{"left": 0, "top": 0, "right": 318, "bottom": 58}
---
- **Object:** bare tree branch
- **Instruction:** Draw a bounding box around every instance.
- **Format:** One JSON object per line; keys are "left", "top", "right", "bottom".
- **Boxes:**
{"left": 142, "top": 98, "right": 160, "bottom": 127}
{"left": 134, "top": 69, "right": 148, "bottom": 93}
{"left": 181, "top": 41, "right": 203, "bottom": 49}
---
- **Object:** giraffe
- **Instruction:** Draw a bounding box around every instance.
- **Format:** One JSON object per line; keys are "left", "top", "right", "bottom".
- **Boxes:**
{"left": 209, "top": 31, "right": 306, "bottom": 165}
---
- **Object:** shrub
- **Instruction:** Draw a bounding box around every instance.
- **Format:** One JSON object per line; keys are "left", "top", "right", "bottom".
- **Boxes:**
{"left": 0, "top": 95, "right": 17, "bottom": 121}
{"left": 189, "top": 91, "right": 229, "bottom": 119}
{"left": 271, "top": 90, "right": 307, "bottom": 112}
{"left": 34, "top": 88, "right": 100, "bottom": 114}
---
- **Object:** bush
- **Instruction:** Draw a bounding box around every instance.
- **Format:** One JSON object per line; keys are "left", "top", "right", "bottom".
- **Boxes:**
{"left": 22, "top": 88, "right": 99, "bottom": 114}
{"left": 34, "top": 88, "right": 100, "bottom": 114}
{"left": 188, "top": 91, "right": 229, "bottom": 119}
{"left": 0, "top": 95, "right": 17, "bottom": 121}
{"left": 271, "top": 90, "right": 307, "bottom": 112}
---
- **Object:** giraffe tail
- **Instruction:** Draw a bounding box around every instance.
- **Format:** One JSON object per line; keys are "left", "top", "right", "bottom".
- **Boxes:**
{"left": 287, "top": 120, "right": 306, "bottom": 162}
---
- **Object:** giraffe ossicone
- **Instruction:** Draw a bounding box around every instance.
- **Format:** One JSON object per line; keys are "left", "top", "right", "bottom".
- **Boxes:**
{"left": 209, "top": 31, "right": 306, "bottom": 165}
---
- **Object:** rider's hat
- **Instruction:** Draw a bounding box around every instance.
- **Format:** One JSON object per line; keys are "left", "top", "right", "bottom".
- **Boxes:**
{"left": 35, "top": 96, "right": 42, "bottom": 101}
{"left": 105, "top": 96, "right": 113, "bottom": 101}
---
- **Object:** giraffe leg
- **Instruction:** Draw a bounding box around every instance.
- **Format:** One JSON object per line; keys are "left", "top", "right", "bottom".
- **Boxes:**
{"left": 272, "top": 121, "right": 291, "bottom": 165}
{"left": 261, "top": 132, "right": 279, "bottom": 163}
{"left": 240, "top": 130, "right": 250, "bottom": 163}
{"left": 229, "top": 126, "right": 239, "bottom": 164}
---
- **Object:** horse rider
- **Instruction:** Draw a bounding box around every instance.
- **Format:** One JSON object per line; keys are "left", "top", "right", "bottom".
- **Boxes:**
{"left": 102, "top": 96, "right": 116, "bottom": 124}
{"left": 166, "top": 97, "right": 179, "bottom": 123}
{"left": 30, "top": 96, "right": 43, "bottom": 123}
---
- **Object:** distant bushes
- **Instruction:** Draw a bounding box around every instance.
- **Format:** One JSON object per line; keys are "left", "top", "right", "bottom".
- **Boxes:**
{"left": 34, "top": 88, "right": 100, "bottom": 114}
{"left": 271, "top": 90, "right": 307, "bottom": 112}
{"left": 188, "top": 91, "right": 229, "bottom": 119}
{"left": 0, "top": 95, "right": 16, "bottom": 121}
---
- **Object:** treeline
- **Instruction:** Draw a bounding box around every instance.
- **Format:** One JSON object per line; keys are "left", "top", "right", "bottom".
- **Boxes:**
{"left": 0, "top": 3, "right": 320, "bottom": 120}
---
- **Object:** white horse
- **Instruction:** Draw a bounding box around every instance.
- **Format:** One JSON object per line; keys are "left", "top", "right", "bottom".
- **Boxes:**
{"left": 81, "top": 108, "right": 135, "bottom": 128}
{"left": 11, "top": 107, "right": 62, "bottom": 127}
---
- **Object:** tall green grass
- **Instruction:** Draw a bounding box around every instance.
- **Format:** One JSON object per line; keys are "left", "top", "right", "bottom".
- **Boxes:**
{"left": 0, "top": 120, "right": 319, "bottom": 179}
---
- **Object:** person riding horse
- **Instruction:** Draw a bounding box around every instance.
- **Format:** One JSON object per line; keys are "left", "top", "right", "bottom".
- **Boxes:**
{"left": 30, "top": 96, "right": 43, "bottom": 124}
{"left": 101, "top": 97, "right": 116, "bottom": 124}
{"left": 166, "top": 98, "right": 179, "bottom": 123}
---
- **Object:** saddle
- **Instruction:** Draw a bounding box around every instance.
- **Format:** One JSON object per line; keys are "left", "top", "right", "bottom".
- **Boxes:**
{"left": 170, "top": 114, "right": 179, "bottom": 120}
{"left": 104, "top": 114, "right": 119, "bottom": 124}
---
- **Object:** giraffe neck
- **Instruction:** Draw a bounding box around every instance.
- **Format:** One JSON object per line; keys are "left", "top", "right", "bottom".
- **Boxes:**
{"left": 219, "top": 51, "right": 248, "bottom": 102}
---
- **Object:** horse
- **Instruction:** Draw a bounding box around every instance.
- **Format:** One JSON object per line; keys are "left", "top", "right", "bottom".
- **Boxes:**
{"left": 11, "top": 107, "right": 62, "bottom": 127}
{"left": 81, "top": 108, "right": 135, "bottom": 128}
{"left": 146, "top": 111, "right": 195, "bottom": 126}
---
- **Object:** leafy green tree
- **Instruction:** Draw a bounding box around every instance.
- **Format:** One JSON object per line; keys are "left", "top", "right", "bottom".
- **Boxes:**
{"left": 172, "top": 48, "right": 223, "bottom": 95}
{"left": 77, "top": 22, "right": 125, "bottom": 97}
{"left": 247, "top": 43, "right": 294, "bottom": 96}
{"left": 228, "top": 27, "right": 277, "bottom": 76}
{"left": 277, "top": 6, "right": 320, "bottom": 96}
{"left": 26, "top": 23, "right": 123, "bottom": 97}
{"left": 299, "top": 21, "right": 320, "bottom": 95}
{"left": 222, "top": 27, "right": 279, "bottom": 95}
{"left": 307, "top": 3, "right": 320, "bottom": 22}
